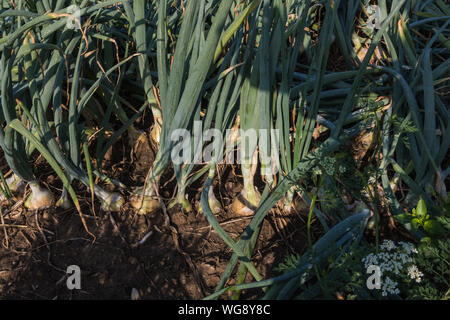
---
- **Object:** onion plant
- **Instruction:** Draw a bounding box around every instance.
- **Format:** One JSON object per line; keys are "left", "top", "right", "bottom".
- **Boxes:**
{"left": 0, "top": 0, "right": 448, "bottom": 300}
{"left": 198, "top": 0, "right": 415, "bottom": 299}
{"left": 0, "top": 1, "right": 138, "bottom": 215}
{"left": 129, "top": 0, "right": 239, "bottom": 214}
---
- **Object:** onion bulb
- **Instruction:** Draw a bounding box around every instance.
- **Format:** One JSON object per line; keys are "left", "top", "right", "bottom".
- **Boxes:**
{"left": 24, "top": 181, "right": 54, "bottom": 210}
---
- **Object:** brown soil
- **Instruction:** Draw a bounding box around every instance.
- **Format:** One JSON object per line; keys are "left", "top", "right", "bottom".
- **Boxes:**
{"left": 0, "top": 131, "right": 319, "bottom": 300}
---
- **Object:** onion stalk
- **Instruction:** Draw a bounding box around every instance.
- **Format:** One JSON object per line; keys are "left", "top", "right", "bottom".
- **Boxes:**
{"left": 231, "top": 150, "right": 261, "bottom": 216}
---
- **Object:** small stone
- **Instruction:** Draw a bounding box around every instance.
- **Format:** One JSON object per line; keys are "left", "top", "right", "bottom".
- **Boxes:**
{"left": 128, "top": 256, "right": 138, "bottom": 265}
{"left": 179, "top": 274, "right": 187, "bottom": 285}
{"left": 131, "top": 288, "right": 140, "bottom": 300}
{"left": 201, "top": 263, "right": 216, "bottom": 275}
{"left": 42, "top": 211, "right": 50, "bottom": 220}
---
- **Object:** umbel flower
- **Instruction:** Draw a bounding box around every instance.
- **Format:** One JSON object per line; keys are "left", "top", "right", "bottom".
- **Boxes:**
{"left": 381, "top": 277, "right": 400, "bottom": 296}
{"left": 407, "top": 265, "right": 424, "bottom": 283}
{"left": 380, "top": 239, "right": 396, "bottom": 251}
{"left": 362, "top": 240, "right": 422, "bottom": 297}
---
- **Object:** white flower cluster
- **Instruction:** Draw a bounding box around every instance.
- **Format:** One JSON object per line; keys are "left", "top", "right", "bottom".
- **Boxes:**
{"left": 338, "top": 164, "right": 347, "bottom": 174}
{"left": 407, "top": 265, "right": 424, "bottom": 283}
{"left": 362, "top": 240, "right": 421, "bottom": 297}
{"left": 381, "top": 277, "right": 400, "bottom": 296}
{"left": 380, "top": 239, "right": 396, "bottom": 251}
{"left": 398, "top": 241, "right": 418, "bottom": 255}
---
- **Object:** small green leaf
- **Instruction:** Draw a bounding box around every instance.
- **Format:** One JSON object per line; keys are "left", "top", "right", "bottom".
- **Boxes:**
{"left": 394, "top": 213, "right": 413, "bottom": 224}
{"left": 411, "top": 218, "right": 422, "bottom": 229}
{"left": 423, "top": 220, "right": 446, "bottom": 237}
{"left": 418, "top": 238, "right": 432, "bottom": 251}
{"left": 416, "top": 198, "right": 427, "bottom": 219}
